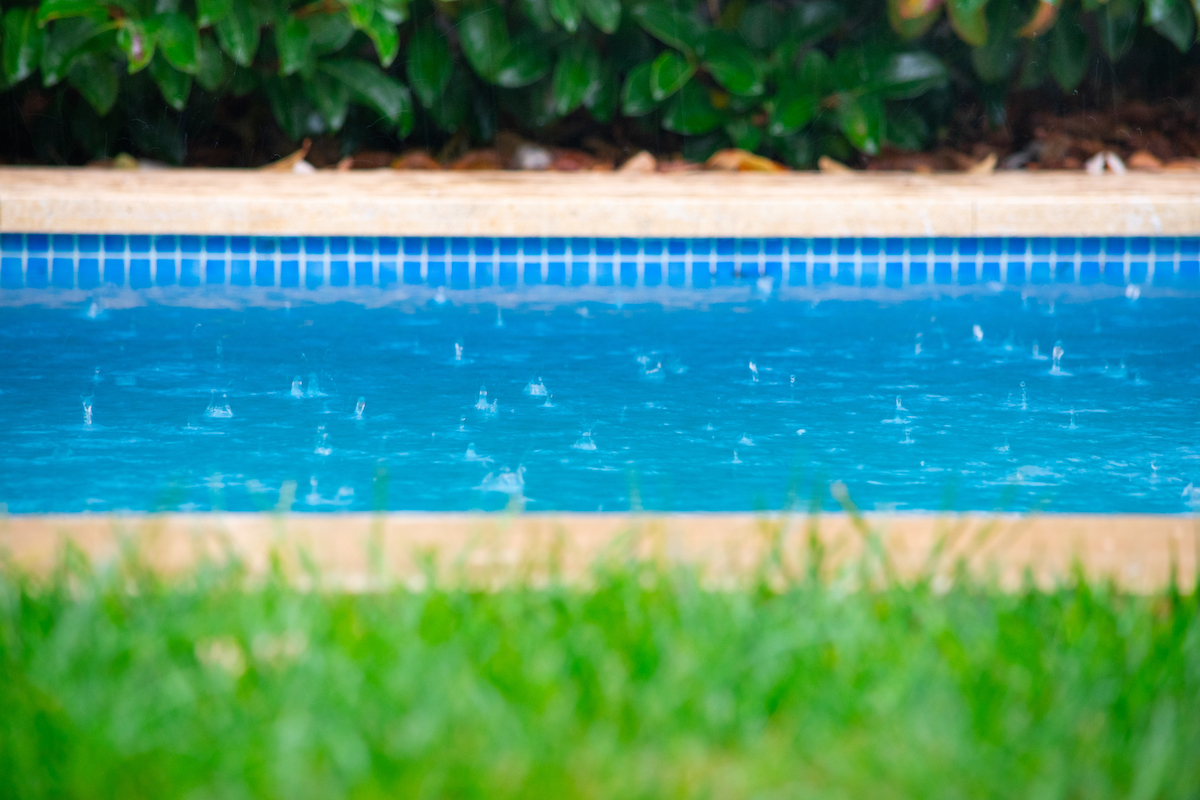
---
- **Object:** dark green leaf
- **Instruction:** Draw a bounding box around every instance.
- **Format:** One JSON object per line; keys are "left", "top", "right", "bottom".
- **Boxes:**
{"left": 407, "top": 24, "right": 453, "bottom": 105}
{"left": 67, "top": 51, "right": 118, "bottom": 115}
{"left": 621, "top": 59, "right": 657, "bottom": 116}
{"left": 797, "top": 49, "right": 834, "bottom": 95}
{"left": 662, "top": 80, "right": 722, "bottom": 134}
{"left": 1145, "top": 0, "right": 1196, "bottom": 52}
{"left": 319, "top": 58, "right": 413, "bottom": 135}
{"left": 307, "top": 72, "right": 350, "bottom": 129}
{"left": 497, "top": 32, "right": 552, "bottom": 87}
{"left": 362, "top": 13, "right": 400, "bottom": 67}
{"left": 1100, "top": 0, "right": 1140, "bottom": 59}
{"left": 156, "top": 13, "right": 199, "bottom": 74}
{"left": 519, "top": 0, "right": 557, "bottom": 33}
{"left": 700, "top": 33, "right": 764, "bottom": 97}
{"left": 36, "top": 0, "right": 107, "bottom": 25}
{"left": 833, "top": 46, "right": 887, "bottom": 92}
{"left": 837, "top": 92, "right": 883, "bottom": 155}
{"left": 343, "top": 0, "right": 374, "bottom": 29}
{"left": 196, "top": 0, "right": 233, "bottom": 28}
{"left": 377, "top": 0, "right": 411, "bottom": 25}
{"left": 737, "top": 4, "right": 781, "bottom": 50}
{"left": 630, "top": 4, "right": 705, "bottom": 53}
{"left": 887, "top": 1, "right": 942, "bottom": 40}
{"left": 768, "top": 89, "right": 817, "bottom": 136}
{"left": 551, "top": 43, "right": 600, "bottom": 115}
{"left": 149, "top": 54, "right": 191, "bottom": 110}
{"left": 4, "top": 8, "right": 44, "bottom": 84}
{"left": 582, "top": 0, "right": 621, "bottom": 34}
{"left": 117, "top": 20, "right": 154, "bottom": 73}
{"left": 550, "top": 0, "right": 582, "bottom": 33}
{"left": 307, "top": 14, "right": 355, "bottom": 56}
{"left": 459, "top": 5, "right": 510, "bottom": 82}
{"left": 946, "top": 0, "right": 989, "bottom": 47}
{"left": 585, "top": 64, "right": 618, "bottom": 121}
{"left": 787, "top": 1, "right": 843, "bottom": 44}
{"left": 41, "top": 17, "right": 110, "bottom": 87}
{"left": 195, "top": 34, "right": 228, "bottom": 90}
{"left": 214, "top": 3, "right": 259, "bottom": 67}
{"left": 1050, "top": 11, "right": 1090, "bottom": 90}
{"left": 275, "top": 16, "right": 310, "bottom": 77}
{"left": 430, "top": 65, "right": 470, "bottom": 131}
{"left": 876, "top": 51, "right": 948, "bottom": 98}
{"left": 264, "top": 75, "right": 321, "bottom": 139}
{"left": 1017, "top": 36, "right": 1048, "bottom": 89}
{"left": 726, "top": 117, "right": 762, "bottom": 152}
{"left": 971, "top": 30, "right": 1018, "bottom": 83}
{"left": 649, "top": 50, "right": 694, "bottom": 101}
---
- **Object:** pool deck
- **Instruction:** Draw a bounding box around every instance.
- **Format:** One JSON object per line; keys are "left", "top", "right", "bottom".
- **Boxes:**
{"left": 1, "top": 168, "right": 1199, "bottom": 237}
{"left": 3, "top": 513, "right": 1196, "bottom": 592}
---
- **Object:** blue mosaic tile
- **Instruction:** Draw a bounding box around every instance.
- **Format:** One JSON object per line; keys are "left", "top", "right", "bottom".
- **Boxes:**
{"left": 0, "top": 235, "right": 1197, "bottom": 292}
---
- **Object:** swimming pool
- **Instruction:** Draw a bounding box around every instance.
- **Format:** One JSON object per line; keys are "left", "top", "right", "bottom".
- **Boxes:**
{"left": 3, "top": 232, "right": 1198, "bottom": 515}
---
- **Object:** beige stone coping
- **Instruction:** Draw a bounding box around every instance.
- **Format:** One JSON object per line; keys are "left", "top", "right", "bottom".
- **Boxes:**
{"left": 3, "top": 512, "right": 1195, "bottom": 592}
{"left": 1, "top": 168, "right": 1198, "bottom": 237}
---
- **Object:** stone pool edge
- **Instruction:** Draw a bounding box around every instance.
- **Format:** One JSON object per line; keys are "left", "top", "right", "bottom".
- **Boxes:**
{"left": 3, "top": 512, "right": 1195, "bottom": 592}
{"left": 2, "top": 169, "right": 1199, "bottom": 237}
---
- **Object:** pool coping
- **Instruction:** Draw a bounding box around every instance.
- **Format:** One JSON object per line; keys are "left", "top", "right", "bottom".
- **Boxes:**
{"left": 3, "top": 512, "right": 1196, "bottom": 592}
{"left": 2, "top": 169, "right": 1199, "bottom": 237}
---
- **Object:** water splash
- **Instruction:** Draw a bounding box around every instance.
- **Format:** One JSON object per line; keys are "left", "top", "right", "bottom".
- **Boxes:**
{"left": 914, "top": 332, "right": 923, "bottom": 356}
{"left": 85, "top": 300, "right": 102, "bottom": 320}
{"left": 464, "top": 443, "right": 493, "bottom": 463}
{"left": 475, "top": 386, "right": 497, "bottom": 414}
{"left": 1125, "top": 283, "right": 1141, "bottom": 301}
{"left": 995, "top": 438, "right": 1010, "bottom": 453}
{"left": 1031, "top": 340, "right": 1048, "bottom": 361}
{"left": 314, "top": 425, "right": 332, "bottom": 456}
{"left": 1066, "top": 409, "right": 1078, "bottom": 430}
{"left": 542, "top": 394, "right": 555, "bottom": 408}
{"left": 748, "top": 361, "right": 759, "bottom": 382}
{"left": 82, "top": 397, "right": 93, "bottom": 427}
{"left": 454, "top": 342, "right": 464, "bottom": 362}
{"left": 637, "top": 356, "right": 664, "bottom": 381}
{"left": 205, "top": 391, "right": 234, "bottom": 418}
{"left": 495, "top": 307, "right": 504, "bottom": 328}
{"left": 796, "top": 428, "right": 806, "bottom": 436}
{"left": 572, "top": 431, "right": 597, "bottom": 451}
{"left": 477, "top": 466, "right": 526, "bottom": 495}
{"left": 731, "top": 451, "right": 742, "bottom": 464}
{"left": 738, "top": 433, "right": 754, "bottom": 446}
{"left": 354, "top": 396, "right": 365, "bottom": 419}
{"left": 1049, "top": 341, "right": 1072, "bottom": 376}
{"left": 1182, "top": 483, "right": 1200, "bottom": 509}
{"left": 972, "top": 324, "right": 983, "bottom": 343}
{"left": 524, "top": 378, "right": 548, "bottom": 396}
{"left": 290, "top": 376, "right": 305, "bottom": 398}
{"left": 883, "top": 396, "right": 908, "bottom": 424}
{"left": 305, "top": 372, "right": 326, "bottom": 397}
{"left": 900, "top": 427, "right": 915, "bottom": 445}
{"left": 1020, "top": 381, "right": 1028, "bottom": 411}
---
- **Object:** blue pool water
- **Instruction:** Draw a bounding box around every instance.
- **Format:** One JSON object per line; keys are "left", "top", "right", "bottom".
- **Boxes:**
{"left": 1, "top": 293, "right": 1198, "bottom": 513}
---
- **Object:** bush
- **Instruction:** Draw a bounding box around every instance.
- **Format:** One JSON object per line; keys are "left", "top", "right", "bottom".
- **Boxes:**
{"left": 1, "top": 0, "right": 1197, "bottom": 166}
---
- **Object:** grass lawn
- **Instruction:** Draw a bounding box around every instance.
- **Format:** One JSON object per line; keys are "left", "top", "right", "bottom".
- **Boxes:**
{"left": 2, "top": 551, "right": 1198, "bottom": 799}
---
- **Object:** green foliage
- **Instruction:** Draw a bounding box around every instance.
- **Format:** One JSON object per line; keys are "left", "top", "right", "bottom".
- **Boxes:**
{"left": 0, "top": 0, "right": 1196, "bottom": 164}
{"left": 1, "top": 552, "right": 1199, "bottom": 798}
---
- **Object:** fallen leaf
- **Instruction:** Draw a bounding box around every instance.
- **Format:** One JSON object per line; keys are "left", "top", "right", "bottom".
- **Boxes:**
{"left": 817, "top": 156, "right": 854, "bottom": 173}
{"left": 391, "top": 150, "right": 441, "bottom": 170}
{"left": 261, "top": 138, "right": 312, "bottom": 171}
{"left": 618, "top": 151, "right": 657, "bottom": 173}
{"left": 705, "top": 148, "right": 787, "bottom": 172}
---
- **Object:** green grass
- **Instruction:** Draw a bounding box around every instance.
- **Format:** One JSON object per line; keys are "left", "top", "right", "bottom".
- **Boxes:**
{"left": 2, "top": 550, "right": 1199, "bottom": 800}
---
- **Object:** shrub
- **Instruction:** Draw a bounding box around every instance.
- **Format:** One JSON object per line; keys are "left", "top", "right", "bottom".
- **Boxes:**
{"left": 0, "top": 0, "right": 1197, "bottom": 166}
